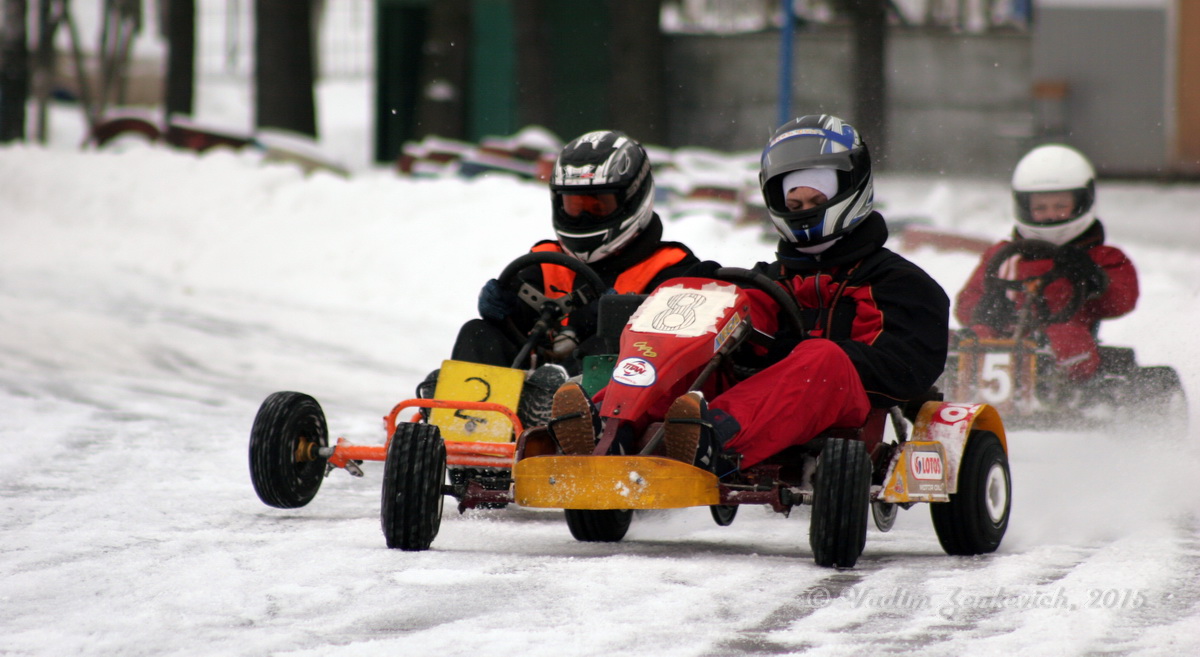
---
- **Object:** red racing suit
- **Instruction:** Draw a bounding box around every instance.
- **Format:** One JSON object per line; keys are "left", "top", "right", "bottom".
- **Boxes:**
{"left": 709, "top": 214, "right": 950, "bottom": 467}
{"left": 954, "top": 221, "right": 1138, "bottom": 381}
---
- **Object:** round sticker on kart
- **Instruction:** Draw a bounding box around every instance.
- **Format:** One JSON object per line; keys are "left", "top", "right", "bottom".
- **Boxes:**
{"left": 613, "top": 357, "right": 657, "bottom": 387}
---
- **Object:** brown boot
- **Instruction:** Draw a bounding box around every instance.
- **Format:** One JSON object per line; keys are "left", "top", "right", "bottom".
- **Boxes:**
{"left": 663, "top": 392, "right": 741, "bottom": 476}
{"left": 548, "top": 382, "right": 598, "bottom": 456}
{"left": 663, "top": 392, "right": 705, "bottom": 464}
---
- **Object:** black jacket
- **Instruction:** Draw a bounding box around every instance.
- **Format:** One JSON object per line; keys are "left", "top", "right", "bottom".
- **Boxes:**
{"left": 759, "top": 213, "right": 950, "bottom": 407}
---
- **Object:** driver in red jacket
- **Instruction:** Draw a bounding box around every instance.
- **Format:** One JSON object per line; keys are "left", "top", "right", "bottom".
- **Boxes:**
{"left": 549, "top": 115, "right": 950, "bottom": 473}
{"left": 955, "top": 144, "right": 1138, "bottom": 382}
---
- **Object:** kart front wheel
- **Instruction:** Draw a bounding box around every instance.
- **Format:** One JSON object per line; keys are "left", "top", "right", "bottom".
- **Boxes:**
{"left": 248, "top": 391, "right": 329, "bottom": 509}
{"left": 565, "top": 509, "right": 632, "bottom": 542}
{"left": 810, "top": 438, "right": 871, "bottom": 568}
{"left": 931, "top": 430, "right": 1010, "bottom": 555}
{"left": 381, "top": 423, "right": 447, "bottom": 551}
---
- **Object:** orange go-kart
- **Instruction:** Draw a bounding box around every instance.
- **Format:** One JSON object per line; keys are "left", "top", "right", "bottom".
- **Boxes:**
{"left": 939, "top": 239, "right": 1187, "bottom": 431}
{"left": 247, "top": 252, "right": 607, "bottom": 521}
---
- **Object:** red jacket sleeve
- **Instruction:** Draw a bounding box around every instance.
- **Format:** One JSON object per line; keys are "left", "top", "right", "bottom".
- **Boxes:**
{"left": 1084, "top": 244, "right": 1138, "bottom": 320}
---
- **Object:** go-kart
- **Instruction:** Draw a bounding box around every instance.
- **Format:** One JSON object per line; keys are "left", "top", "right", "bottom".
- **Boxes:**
{"left": 248, "top": 251, "right": 608, "bottom": 535}
{"left": 938, "top": 239, "right": 1187, "bottom": 430}
{"left": 380, "top": 268, "right": 1014, "bottom": 568}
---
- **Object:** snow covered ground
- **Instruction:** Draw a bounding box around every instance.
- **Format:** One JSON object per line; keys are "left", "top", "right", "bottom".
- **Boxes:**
{"left": 2, "top": 79, "right": 1200, "bottom": 656}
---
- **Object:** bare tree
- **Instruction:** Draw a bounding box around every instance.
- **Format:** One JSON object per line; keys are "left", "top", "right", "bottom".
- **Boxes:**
{"left": 835, "top": 0, "right": 888, "bottom": 165}
{"left": 608, "top": 0, "right": 665, "bottom": 144}
{"left": 514, "top": 0, "right": 552, "bottom": 130}
{"left": 412, "top": 0, "right": 469, "bottom": 139}
{"left": 163, "top": 0, "right": 194, "bottom": 119}
{"left": 255, "top": 0, "right": 316, "bottom": 136}
{"left": 0, "top": 0, "right": 29, "bottom": 142}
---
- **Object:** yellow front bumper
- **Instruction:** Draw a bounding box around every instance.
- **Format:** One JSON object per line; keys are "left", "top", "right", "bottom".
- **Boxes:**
{"left": 513, "top": 456, "right": 721, "bottom": 509}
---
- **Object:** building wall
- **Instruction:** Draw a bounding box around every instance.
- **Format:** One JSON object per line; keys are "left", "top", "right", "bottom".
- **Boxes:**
{"left": 1033, "top": 6, "right": 1168, "bottom": 176}
{"left": 664, "top": 28, "right": 1035, "bottom": 176}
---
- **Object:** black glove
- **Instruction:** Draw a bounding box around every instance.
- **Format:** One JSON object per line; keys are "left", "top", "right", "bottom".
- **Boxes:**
{"left": 477, "top": 278, "right": 520, "bottom": 322}
{"left": 685, "top": 260, "right": 723, "bottom": 278}
{"left": 565, "top": 287, "right": 615, "bottom": 339}
{"left": 572, "top": 333, "right": 609, "bottom": 360}
{"left": 765, "top": 329, "right": 805, "bottom": 363}
{"left": 1054, "top": 245, "right": 1108, "bottom": 298}
{"left": 972, "top": 290, "right": 1016, "bottom": 331}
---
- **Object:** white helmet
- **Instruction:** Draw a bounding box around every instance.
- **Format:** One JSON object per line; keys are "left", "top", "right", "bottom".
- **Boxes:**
{"left": 1010, "top": 144, "right": 1096, "bottom": 245}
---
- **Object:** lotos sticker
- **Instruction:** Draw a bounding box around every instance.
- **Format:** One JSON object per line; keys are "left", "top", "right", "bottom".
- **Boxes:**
{"left": 909, "top": 451, "right": 944, "bottom": 481}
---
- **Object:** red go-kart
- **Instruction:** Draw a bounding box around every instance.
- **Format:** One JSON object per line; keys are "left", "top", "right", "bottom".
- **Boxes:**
{"left": 382, "top": 268, "right": 1013, "bottom": 568}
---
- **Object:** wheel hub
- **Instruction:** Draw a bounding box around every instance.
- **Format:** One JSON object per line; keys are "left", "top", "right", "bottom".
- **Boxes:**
{"left": 984, "top": 462, "right": 1009, "bottom": 524}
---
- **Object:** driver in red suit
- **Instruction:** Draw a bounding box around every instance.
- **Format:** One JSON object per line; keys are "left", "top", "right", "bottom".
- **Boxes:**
{"left": 955, "top": 144, "right": 1138, "bottom": 382}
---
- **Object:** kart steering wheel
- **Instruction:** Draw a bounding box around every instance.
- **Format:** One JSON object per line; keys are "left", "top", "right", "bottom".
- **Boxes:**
{"left": 982, "top": 239, "right": 1086, "bottom": 326}
{"left": 496, "top": 251, "right": 607, "bottom": 364}
{"left": 711, "top": 267, "right": 808, "bottom": 336}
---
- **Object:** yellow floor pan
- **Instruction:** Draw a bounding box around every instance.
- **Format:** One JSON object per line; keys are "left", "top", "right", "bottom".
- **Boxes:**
{"left": 513, "top": 456, "right": 720, "bottom": 509}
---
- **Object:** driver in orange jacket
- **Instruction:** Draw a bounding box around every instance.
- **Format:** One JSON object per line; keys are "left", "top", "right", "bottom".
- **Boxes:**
{"left": 414, "top": 129, "right": 699, "bottom": 419}
{"left": 955, "top": 144, "right": 1138, "bottom": 382}
{"left": 449, "top": 130, "right": 699, "bottom": 375}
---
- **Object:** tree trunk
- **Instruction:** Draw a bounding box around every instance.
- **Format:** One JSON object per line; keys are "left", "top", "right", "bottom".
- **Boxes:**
{"left": 164, "top": 0, "right": 195, "bottom": 119}
{"left": 412, "top": 0, "right": 469, "bottom": 139}
{"left": 254, "top": 0, "right": 317, "bottom": 137}
{"left": 514, "top": 0, "right": 552, "bottom": 130}
{"left": 608, "top": 0, "right": 665, "bottom": 145}
{"left": 837, "top": 0, "right": 888, "bottom": 165}
{"left": 0, "top": 0, "right": 28, "bottom": 142}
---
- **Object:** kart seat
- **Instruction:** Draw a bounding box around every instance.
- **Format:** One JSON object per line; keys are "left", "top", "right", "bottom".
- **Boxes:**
{"left": 1098, "top": 346, "right": 1136, "bottom": 375}
{"left": 596, "top": 294, "right": 649, "bottom": 354}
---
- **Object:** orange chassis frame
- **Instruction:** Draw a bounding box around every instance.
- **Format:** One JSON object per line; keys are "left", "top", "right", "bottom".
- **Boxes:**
{"left": 323, "top": 399, "right": 524, "bottom": 472}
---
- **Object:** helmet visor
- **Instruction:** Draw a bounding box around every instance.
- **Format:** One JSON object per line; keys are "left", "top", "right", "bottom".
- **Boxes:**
{"left": 1015, "top": 189, "right": 1091, "bottom": 226}
{"left": 560, "top": 192, "right": 619, "bottom": 218}
{"left": 555, "top": 192, "right": 621, "bottom": 231}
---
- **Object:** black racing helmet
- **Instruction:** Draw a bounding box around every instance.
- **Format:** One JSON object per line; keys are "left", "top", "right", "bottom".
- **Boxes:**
{"left": 550, "top": 130, "right": 655, "bottom": 263}
{"left": 759, "top": 115, "right": 874, "bottom": 245}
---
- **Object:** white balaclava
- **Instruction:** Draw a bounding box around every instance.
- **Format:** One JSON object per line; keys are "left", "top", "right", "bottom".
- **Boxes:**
{"left": 782, "top": 169, "right": 842, "bottom": 254}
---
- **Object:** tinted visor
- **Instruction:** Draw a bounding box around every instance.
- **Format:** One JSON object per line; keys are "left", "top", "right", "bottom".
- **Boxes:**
{"left": 560, "top": 192, "right": 620, "bottom": 219}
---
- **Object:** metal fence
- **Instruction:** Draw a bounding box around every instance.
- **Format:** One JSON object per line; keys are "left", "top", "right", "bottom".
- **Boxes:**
{"left": 663, "top": 0, "right": 1033, "bottom": 34}
{"left": 194, "top": 0, "right": 1031, "bottom": 79}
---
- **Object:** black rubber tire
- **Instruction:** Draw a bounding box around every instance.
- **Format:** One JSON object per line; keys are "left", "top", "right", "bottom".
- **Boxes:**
{"left": 564, "top": 509, "right": 632, "bottom": 542}
{"left": 248, "top": 391, "right": 329, "bottom": 509}
{"left": 809, "top": 438, "right": 871, "bottom": 568}
{"left": 871, "top": 501, "right": 898, "bottom": 532}
{"left": 1132, "top": 366, "right": 1189, "bottom": 433}
{"left": 381, "top": 423, "right": 447, "bottom": 551}
{"left": 710, "top": 504, "right": 738, "bottom": 526}
{"left": 931, "top": 430, "right": 1011, "bottom": 556}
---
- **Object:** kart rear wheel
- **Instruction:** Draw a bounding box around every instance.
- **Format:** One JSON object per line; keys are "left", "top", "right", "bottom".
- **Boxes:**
{"left": 1132, "top": 366, "right": 1189, "bottom": 434}
{"left": 810, "top": 438, "right": 871, "bottom": 568}
{"left": 931, "top": 430, "right": 1010, "bottom": 556}
{"left": 381, "top": 423, "right": 447, "bottom": 551}
{"left": 871, "top": 501, "right": 898, "bottom": 532}
{"left": 564, "top": 509, "right": 632, "bottom": 542}
{"left": 710, "top": 504, "right": 738, "bottom": 526}
{"left": 248, "top": 391, "right": 329, "bottom": 509}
